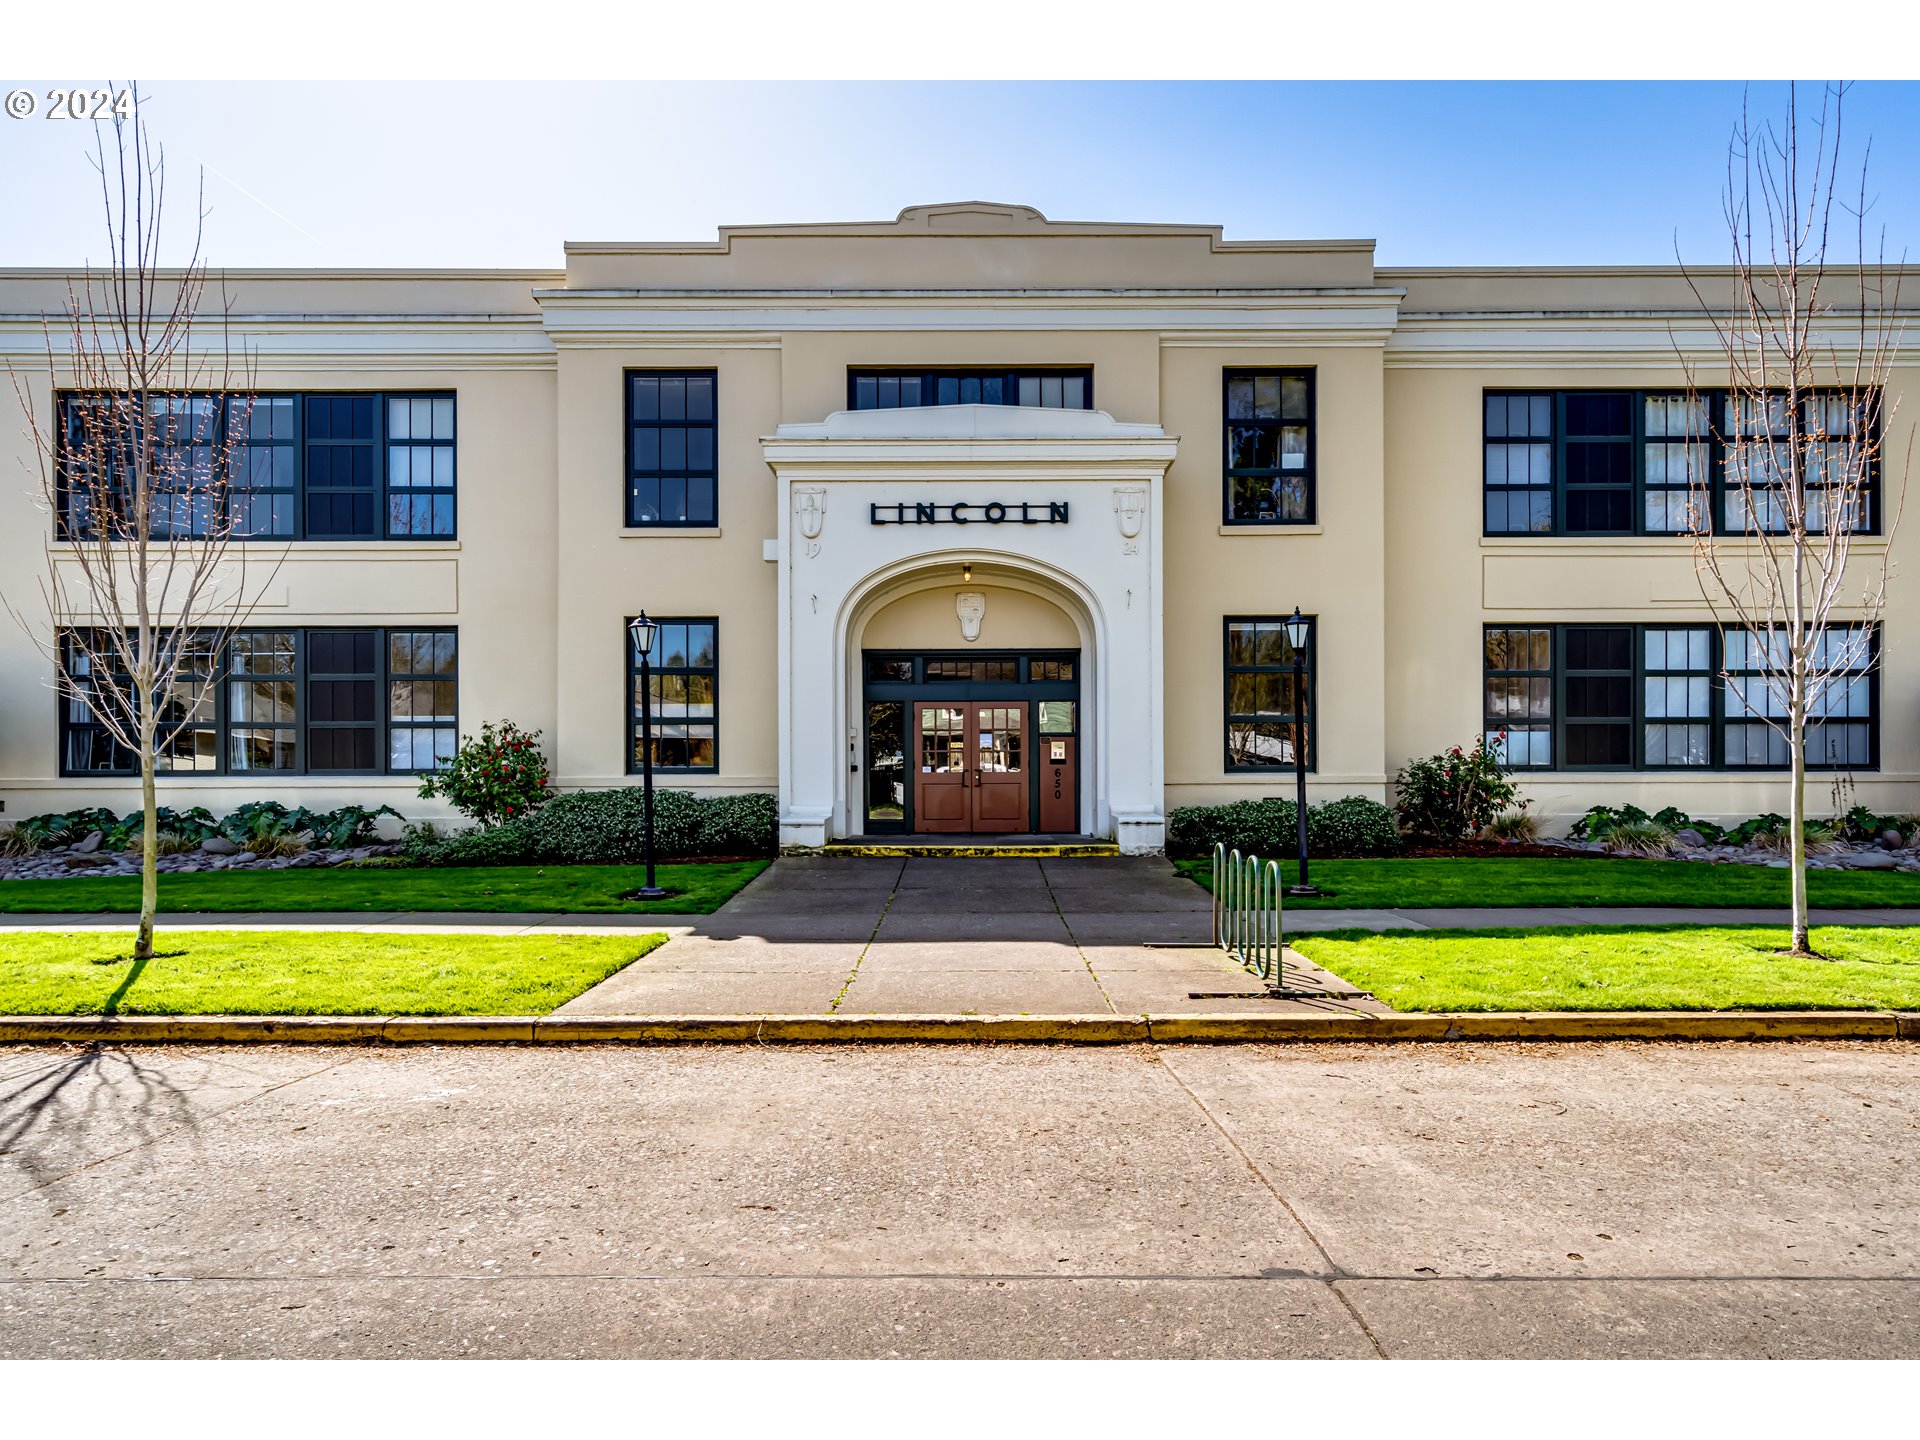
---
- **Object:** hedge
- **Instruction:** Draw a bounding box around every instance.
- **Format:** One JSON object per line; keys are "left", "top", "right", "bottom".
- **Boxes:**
{"left": 412, "top": 789, "right": 777, "bottom": 866}
{"left": 1165, "top": 795, "right": 1399, "bottom": 860}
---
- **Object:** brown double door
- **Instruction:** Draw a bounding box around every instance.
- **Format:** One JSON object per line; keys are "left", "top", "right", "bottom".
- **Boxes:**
{"left": 914, "top": 702, "right": 1029, "bottom": 834}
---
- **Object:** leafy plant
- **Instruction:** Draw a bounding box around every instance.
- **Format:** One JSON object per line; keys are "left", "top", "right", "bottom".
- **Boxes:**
{"left": 304, "top": 805, "right": 403, "bottom": 848}
{"left": 416, "top": 720, "right": 551, "bottom": 829}
{"left": 1839, "top": 803, "right": 1910, "bottom": 846}
{"left": 1393, "top": 737, "right": 1522, "bottom": 843}
{"left": 411, "top": 788, "right": 777, "bottom": 866}
{"left": 16, "top": 807, "right": 131, "bottom": 849}
{"left": 1725, "top": 813, "right": 1790, "bottom": 848}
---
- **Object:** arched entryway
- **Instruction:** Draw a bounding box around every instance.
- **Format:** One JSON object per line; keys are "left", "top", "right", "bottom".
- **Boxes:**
{"left": 841, "top": 557, "right": 1099, "bottom": 839}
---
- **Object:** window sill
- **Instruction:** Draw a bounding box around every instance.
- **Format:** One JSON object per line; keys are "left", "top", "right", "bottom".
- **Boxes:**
{"left": 1217, "top": 524, "right": 1323, "bottom": 537}
{"left": 1479, "top": 534, "right": 1888, "bottom": 551}
{"left": 619, "top": 527, "right": 723, "bottom": 540}
{"left": 50, "top": 540, "right": 462, "bottom": 556}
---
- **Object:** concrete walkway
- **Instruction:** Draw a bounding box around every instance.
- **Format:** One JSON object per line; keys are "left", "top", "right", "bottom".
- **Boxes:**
{"left": 552, "top": 856, "right": 1381, "bottom": 1017}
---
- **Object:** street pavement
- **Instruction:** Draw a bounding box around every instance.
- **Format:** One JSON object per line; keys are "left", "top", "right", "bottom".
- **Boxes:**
{"left": 0, "top": 1038, "right": 1913, "bottom": 1358}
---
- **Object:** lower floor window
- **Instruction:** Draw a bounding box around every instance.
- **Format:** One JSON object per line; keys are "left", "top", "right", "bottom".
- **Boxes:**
{"left": 1484, "top": 622, "right": 1878, "bottom": 771}
{"left": 628, "top": 618, "right": 718, "bottom": 772}
{"left": 1224, "top": 615, "right": 1314, "bottom": 770}
{"left": 58, "top": 626, "right": 457, "bottom": 777}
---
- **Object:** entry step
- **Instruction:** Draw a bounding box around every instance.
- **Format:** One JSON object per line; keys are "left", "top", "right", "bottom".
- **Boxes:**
{"left": 819, "top": 835, "right": 1120, "bottom": 859}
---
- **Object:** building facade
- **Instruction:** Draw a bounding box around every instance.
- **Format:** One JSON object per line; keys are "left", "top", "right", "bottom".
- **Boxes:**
{"left": 2, "top": 202, "right": 1913, "bottom": 851}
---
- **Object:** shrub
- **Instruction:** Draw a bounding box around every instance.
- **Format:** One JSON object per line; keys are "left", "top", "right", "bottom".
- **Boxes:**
{"left": 1165, "top": 795, "right": 1398, "bottom": 860}
{"left": 0, "top": 826, "right": 38, "bottom": 859}
{"left": 1725, "top": 813, "right": 1789, "bottom": 848}
{"left": 416, "top": 720, "right": 551, "bottom": 829}
{"left": 1581, "top": 804, "right": 1724, "bottom": 845}
{"left": 17, "top": 807, "right": 129, "bottom": 849}
{"left": 413, "top": 788, "right": 778, "bottom": 866}
{"left": 245, "top": 831, "right": 308, "bottom": 860}
{"left": 1393, "top": 737, "right": 1521, "bottom": 843}
{"left": 1310, "top": 796, "right": 1401, "bottom": 857}
{"left": 1839, "top": 804, "right": 1912, "bottom": 845}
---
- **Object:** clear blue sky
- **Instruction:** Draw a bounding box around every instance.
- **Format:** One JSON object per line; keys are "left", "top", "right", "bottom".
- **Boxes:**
{"left": 2, "top": 81, "right": 1916, "bottom": 269}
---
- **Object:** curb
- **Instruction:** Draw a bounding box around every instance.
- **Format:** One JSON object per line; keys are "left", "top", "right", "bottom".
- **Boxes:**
{"left": 0, "top": 1011, "right": 1912, "bottom": 1046}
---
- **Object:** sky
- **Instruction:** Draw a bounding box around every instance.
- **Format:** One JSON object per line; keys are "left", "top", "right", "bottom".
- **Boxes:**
{"left": 2, "top": 80, "right": 1917, "bottom": 270}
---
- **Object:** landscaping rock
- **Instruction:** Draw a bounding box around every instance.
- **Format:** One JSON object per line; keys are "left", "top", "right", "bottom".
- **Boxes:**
{"left": 199, "top": 837, "right": 241, "bottom": 855}
{"left": 1672, "top": 828, "right": 1706, "bottom": 848}
{"left": 1880, "top": 830, "right": 1907, "bottom": 850}
{"left": 72, "top": 830, "right": 103, "bottom": 854}
{"left": 1843, "top": 851, "right": 1899, "bottom": 870}
{"left": 1764, "top": 859, "right": 1791, "bottom": 869}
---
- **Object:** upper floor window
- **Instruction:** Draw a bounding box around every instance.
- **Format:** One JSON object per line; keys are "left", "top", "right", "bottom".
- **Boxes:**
{"left": 59, "top": 626, "right": 458, "bottom": 777}
{"left": 848, "top": 368, "right": 1092, "bottom": 411}
{"left": 1223, "top": 615, "right": 1315, "bottom": 771}
{"left": 626, "top": 371, "right": 716, "bottom": 527}
{"left": 1483, "top": 388, "right": 1878, "bottom": 537}
{"left": 57, "top": 390, "right": 456, "bottom": 542}
{"left": 1483, "top": 622, "right": 1878, "bottom": 771}
{"left": 1224, "top": 370, "right": 1315, "bottom": 525}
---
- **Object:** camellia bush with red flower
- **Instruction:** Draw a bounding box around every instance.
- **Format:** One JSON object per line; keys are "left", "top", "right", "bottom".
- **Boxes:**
{"left": 1392, "top": 734, "right": 1523, "bottom": 843}
{"left": 416, "top": 720, "right": 552, "bottom": 829}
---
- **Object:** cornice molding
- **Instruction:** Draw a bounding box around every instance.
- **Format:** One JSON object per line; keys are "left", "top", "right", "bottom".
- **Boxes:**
{"left": 0, "top": 314, "right": 556, "bottom": 371}
{"left": 1385, "top": 311, "right": 1915, "bottom": 369}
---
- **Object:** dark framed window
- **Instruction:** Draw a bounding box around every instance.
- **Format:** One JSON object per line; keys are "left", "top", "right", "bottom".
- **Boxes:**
{"left": 1223, "top": 616, "right": 1314, "bottom": 771}
{"left": 1224, "top": 370, "right": 1315, "bottom": 525}
{"left": 55, "top": 390, "right": 457, "bottom": 542}
{"left": 303, "top": 396, "right": 379, "bottom": 539}
{"left": 848, "top": 368, "right": 1092, "bottom": 411}
{"left": 386, "top": 630, "right": 460, "bottom": 772}
{"left": 628, "top": 618, "right": 717, "bottom": 772}
{"left": 626, "top": 371, "right": 717, "bottom": 527}
{"left": 1482, "top": 627, "right": 1554, "bottom": 768}
{"left": 58, "top": 627, "right": 459, "bottom": 777}
{"left": 1484, "top": 388, "right": 1877, "bottom": 537}
{"left": 1482, "top": 622, "right": 1879, "bottom": 772}
{"left": 384, "top": 396, "right": 457, "bottom": 537}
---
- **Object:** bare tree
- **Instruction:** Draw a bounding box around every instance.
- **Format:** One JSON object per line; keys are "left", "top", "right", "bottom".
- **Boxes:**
{"left": 4, "top": 87, "right": 283, "bottom": 961}
{"left": 1679, "top": 82, "right": 1907, "bottom": 957}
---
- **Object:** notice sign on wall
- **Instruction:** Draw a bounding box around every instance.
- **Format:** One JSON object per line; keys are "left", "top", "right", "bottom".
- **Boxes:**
{"left": 869, "top": 501, "right": 1069, "bottom": 527}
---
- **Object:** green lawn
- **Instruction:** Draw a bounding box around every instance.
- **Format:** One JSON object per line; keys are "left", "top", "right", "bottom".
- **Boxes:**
{"left": 0, "top": 860, "right": 769, "bottom": 915}
{"left": 0, "top": 929, "right": 667, "bottom": 1016}
{"left": 1174, "top": 855, "right": 1920, "bottom": 910}
{"left": 1292, "top": 924, "right": 1920, "bottom": 1012}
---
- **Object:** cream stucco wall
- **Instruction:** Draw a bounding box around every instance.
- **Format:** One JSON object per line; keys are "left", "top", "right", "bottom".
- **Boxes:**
{"left": 2, "top": 203, "right": 1915, "bottom": 843}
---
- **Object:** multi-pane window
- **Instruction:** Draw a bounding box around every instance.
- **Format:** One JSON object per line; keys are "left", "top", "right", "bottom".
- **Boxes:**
{"left": 149, "top": 396, "right": 221, "bottom": 538}
{"left": 60, "top": 635, "right": 133, "bottom": 775}
{"left": 1642, "top": 396, "right": 1710, "bottom": 533}
{"left": 1642, "top": 628, "right": 1714, "bottom": 767}
{"left": 1483, "top": 394, "right": 1554, "bottom": 534}
{"left": 1224, "top": 371, "right": 1315, "bottom": 524}
{"left": 227, "top": 632, "right": 299, "bottom": 771}
{"left": 305, "top": 630, "right": 379, "bottom": 773}
{"left": 228, "top": 396, "right": 298, "bottom": 537}
{"left": 848, "top": 368, "right": 1093, "bottom": 411}
{"left": 1223, "top": 616, "right": 1313, "bottom": 770}
{"left": 1561, "top": 625, "right": 1633, "bottom": 767}
{"left": 387, "top": 630, "right": 460, "bottom": 773}
{"left": 629, "top": 618, "right": 717, "bottom": 772}
{"left": 1482, "top": 627, "right": 1554, "bottom": 768}
{"left": 626, "top": 372, "right": 717, "bottom": 527}
{"left": 385, "top": 396, "right": 457, "bottom": 537}
{"left": 1482, "top": 623, "right": 1879, "bottom": 771}
{"left": 59, "top": 628, "right": 459, "bottom": 777}
{"left": 1724, "top": 625, "right": 1876, "bottom": 768}
{"left": 56, "top": 390, "right": 456, "bottom": 542}
{"left": 1484, "top": 388, "right": 1877, "bottom": 537}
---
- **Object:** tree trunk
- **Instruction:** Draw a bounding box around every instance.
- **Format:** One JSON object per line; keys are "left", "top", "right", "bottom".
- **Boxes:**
{"left": 1788, "top": 723, "right": 1810, "bottom": 956}
{"left": 137, "top": 694, "right": 157, "bottom": 962}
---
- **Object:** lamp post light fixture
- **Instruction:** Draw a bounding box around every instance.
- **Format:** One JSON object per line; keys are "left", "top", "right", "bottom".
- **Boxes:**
{"left": 627, "top": 611, "right": 668, "bottom": 899}
{"left": 1281, "top": 606, "right": 1320, "bottom": 897}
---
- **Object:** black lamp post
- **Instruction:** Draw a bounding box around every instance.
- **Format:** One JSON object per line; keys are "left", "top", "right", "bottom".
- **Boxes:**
{"left": 628, "top": 611, "right": 668, "bottom": 899}
{"left": 1282, "top": 606, "right": 1320, "bottom": 897}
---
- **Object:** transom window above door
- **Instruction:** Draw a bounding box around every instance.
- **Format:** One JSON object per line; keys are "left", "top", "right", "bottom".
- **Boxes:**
{"left": 848, "top": 369, "right": 1092, "bottom": 411}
